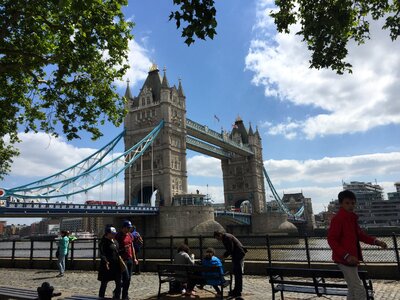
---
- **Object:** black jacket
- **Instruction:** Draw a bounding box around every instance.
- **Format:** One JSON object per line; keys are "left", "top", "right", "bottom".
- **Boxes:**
{"left": 98, "top": 236, "right": 121, "bottom": 282}
{"left": 222, "top": 233, "right": 247, "bottom": 261}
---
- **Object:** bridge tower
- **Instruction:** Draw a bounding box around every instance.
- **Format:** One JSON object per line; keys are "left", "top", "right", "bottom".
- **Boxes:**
{"left": 221, "top": 117, "right": 266, "bottom": 213}
{"left": 124, "top": 64, "right": 187, "bottom": 206}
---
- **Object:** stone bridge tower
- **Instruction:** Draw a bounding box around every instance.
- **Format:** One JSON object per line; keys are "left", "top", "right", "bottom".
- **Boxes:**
{"left": 123, "top": 65, "right": 187, "bottom": 206}
{"left": 221, "top": 117, "right": 266, "bottom": 213}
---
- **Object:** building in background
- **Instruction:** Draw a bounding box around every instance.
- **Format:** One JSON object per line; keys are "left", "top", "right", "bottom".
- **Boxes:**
{"left": 281, "top": 192, "right": 315, "bottom": 232}
{"left": 0, "top": 221, "right": 6, "bottom": 236}
{"left": 61, "top": 217, "right": 83, "bottom": 232}
{"left": 328, "top": 181, "right": 400, "bottom": 228}
{"left": 388, "top": 182, "right": 400, "bottom": 201}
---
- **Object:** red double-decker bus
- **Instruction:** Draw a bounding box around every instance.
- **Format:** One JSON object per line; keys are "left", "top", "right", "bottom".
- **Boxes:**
{"left": 85, "top": 200, "right": 117, "bottom": 206}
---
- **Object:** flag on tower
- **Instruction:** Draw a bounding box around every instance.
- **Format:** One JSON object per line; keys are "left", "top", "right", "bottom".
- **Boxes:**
{"left": 232, "top": 123, "right": 238, "bottom": 129}
{"left": 214, "top": 114, "right": 220, "bottom": 122}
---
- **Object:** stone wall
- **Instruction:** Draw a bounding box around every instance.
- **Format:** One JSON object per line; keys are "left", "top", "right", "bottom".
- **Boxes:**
{"left": 251, "top": 212, "right": 288, "bottom": 234}
{"left": 158, "top": 206, "right": 214, "bottom": 236}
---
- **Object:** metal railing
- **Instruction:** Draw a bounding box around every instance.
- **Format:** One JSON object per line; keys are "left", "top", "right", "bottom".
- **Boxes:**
{"left": 0, "top": 234, "right": 399, "bottom": 276}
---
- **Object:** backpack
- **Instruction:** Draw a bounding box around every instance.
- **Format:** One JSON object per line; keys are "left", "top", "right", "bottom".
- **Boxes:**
{"left": 132, "top": 231, "right": 143, "bottom": 252}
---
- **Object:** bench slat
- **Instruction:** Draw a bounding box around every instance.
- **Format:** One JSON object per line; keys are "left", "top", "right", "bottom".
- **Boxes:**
{"left": 0, "top": 286, "right": 38, "bottom": 300}
{"left": 267, "top": 267, "right": 374, "bottom": 300}
{"left": 157, "top": 264, "right": 231, "bottom": 299}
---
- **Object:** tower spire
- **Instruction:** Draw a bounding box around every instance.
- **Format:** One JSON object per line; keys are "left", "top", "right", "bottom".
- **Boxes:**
{"left": 178, "top": 78, "right": 185, "bottom": 97}
{"left": 248, "top": 122, "right": 254, "bottom": 135}
{"left": 162, "top": 66, "right": 169, "bottom": 88}
{"left": 124, "top": 78, "right": 133, "bottom": 100}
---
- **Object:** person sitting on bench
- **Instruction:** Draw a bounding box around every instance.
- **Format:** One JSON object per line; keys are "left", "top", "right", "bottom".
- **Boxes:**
{"left": 173, "top": 244, "right": 196, "bottom": 296}
{"left": 201, "top": 247, "right": 225, "bottom": 297}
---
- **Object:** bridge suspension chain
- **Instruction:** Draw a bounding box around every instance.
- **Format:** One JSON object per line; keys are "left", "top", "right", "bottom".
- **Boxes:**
{"left": 263, "top": 166, "right": 304, "bottom": 218}
{"left": 1, "top": 121, "right": 164, "bottom": 201}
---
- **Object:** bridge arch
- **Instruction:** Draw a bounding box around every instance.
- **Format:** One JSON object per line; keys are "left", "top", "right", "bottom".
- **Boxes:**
{"left": 129, "top": 182, "right": 162, "bottom": 206}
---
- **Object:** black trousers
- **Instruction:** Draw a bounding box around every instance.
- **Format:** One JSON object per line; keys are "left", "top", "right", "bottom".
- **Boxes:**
{"left": 121, "top": 259, "right": 133, "bottom": 298}
{"left": 232, "top": 258, "right": 244, "bottom": 293}
{"left": 99, "top": 277, "right": 121, "bottom": 299}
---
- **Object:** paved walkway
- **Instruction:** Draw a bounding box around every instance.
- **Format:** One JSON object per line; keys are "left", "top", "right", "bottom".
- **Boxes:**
{"left": 0, "top": 268, "right": 398, "bottom": 299}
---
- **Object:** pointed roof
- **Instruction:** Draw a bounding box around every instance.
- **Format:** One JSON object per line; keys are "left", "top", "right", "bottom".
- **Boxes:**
{"left": 230, "top": 118, "right": 248, "bottom": 144}
{"left": 161, "top": 66, "right": 169, "bottom": 88}
{"left": 139, "top": 64, "right": 163, "bottom": 102}
{"left": 124, "top": 79, "right": 133, "bottom": 100}
{"left": 255, "top": 126, "right": 261, "bottom": 139}
{"left": 248, "top": 122, "right": 254, "bottom": 135}
{"left": 178, "top": 79, "right": 185, "bottom": 97}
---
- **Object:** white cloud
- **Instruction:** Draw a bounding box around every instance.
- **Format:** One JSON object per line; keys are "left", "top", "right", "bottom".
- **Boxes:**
{"left": 188, "top": 184, "right": 224, "bottom": 203}
{"left": 264, "top": 152, "right": 400, "bottom": 185}
{"left": 245, "top": 1, "right": 400, "bottom": 139}
{"left": 114, "top": 39, "right": 153, "bottom": 88}
{"left": 9, "top": 132, "right": 96, "bottom": 178}
{"left": 187, "top": 155, "right": 222, "bottom": 177}
{"left": 187, "top": 153, "right": 400, "bottom": 213}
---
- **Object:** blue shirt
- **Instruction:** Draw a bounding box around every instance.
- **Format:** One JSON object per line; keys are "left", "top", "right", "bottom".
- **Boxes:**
{"left": 202, "top": 256, "right": 224, "bottom": 286}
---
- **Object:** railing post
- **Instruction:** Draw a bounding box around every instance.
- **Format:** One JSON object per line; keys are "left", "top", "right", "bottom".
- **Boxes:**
{"left": 49, "top": 240, "right": 54, "bottom": 269}
{"left": 266, "top": 235, "right": 272, "bottom": 267}
{"left": 199, "top": 235, "right": 203, "bottom": 260}
{"left": 170, "top": 236, "right": 174, "bottom": 263}
{"left": 142, "top": 237, "right": 146, "bottom": 272}
{"left": 392, "top": 234, "right": 400, "bottom": 279}
{"left": 70, "top": 240, "right": 75, "bottom": 270}
{"left": 29, "top": 240, "right": 34, "bottom": 268}
{"left": 11, "top": 240, "right": 16, "bottom": 268}
{"left": 93, "top": 238, "right": 97, "bottom": 271}
{"left": 304, "top": 235, "right": 311, "bottom": 268}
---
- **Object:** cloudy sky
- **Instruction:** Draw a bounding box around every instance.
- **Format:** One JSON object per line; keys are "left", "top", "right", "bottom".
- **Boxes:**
{"left": 1, "top": 0, "right": 400, "bottom": 225}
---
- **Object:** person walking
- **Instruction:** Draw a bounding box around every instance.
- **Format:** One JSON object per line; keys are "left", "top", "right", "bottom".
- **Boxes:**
{"left": 214, "top": 231, "right": 247, "bottom": 298}
{"left": 131, "top": 225, "right": 143, "bottom": 274}
{"left": 328, "top": 190, "right": 387, "bottom": 300}
{"left": 56, "top": 230, "right": 70, "bottom": 277}
{"left": 98, "top": 226, "right": 121, "bottom": 299}
{"left": 115, "top": 220, "right": 138, "bottom": 300}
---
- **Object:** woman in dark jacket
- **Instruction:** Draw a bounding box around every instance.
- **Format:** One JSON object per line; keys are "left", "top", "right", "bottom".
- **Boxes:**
{"left": 98, "top": 226, "right": 121, "bottom": 299}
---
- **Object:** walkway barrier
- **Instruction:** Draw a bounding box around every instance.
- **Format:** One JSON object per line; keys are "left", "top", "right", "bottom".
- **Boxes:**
{"left": 0, "top": 234, "right": 399, "bottom": 278}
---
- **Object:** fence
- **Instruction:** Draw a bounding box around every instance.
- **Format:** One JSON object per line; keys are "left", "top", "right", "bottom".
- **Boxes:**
{"left": 0, "top": 234, "right": 399, "bottom": 274}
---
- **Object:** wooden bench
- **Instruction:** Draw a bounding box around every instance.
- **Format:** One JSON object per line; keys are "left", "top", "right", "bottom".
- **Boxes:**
{"left": 157, "top": 264, "right": 232, "bottom": 299}
{"left": 266, "top": 267, "right": 374, "bottom": 300}
{"left": 0, "top": 286, "right": 38, "bottom": 300}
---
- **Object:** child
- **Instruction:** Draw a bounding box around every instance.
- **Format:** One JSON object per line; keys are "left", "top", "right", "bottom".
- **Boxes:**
{"left": 201, "top": 247, "right": 225, "bottom": 297}
{"left": 327, "top": 190, "right": 387, "bottom": 300}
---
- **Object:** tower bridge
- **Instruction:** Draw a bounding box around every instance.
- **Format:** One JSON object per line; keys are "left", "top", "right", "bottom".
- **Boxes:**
{"left": 0, "top": 64, "right": 310, "bottom": 236}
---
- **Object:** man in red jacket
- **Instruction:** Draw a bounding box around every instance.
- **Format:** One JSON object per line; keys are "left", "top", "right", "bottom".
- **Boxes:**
{"left": 328, "top": 190, "right": 387, "bottom": 300}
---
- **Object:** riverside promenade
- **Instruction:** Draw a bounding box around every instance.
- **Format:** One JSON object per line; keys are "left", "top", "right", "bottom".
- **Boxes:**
{"left": 0, "top": 268, "right": 399, "bottom": 299}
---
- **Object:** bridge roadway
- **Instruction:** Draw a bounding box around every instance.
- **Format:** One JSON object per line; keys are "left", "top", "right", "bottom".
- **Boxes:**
{"left": 186, "top": 118, "right": 254, "bottom": 157}
{"left": 0, "top": 201, "right": 159, "bottom": 217}
{"left": 0, "top": 202, "right": 253, "bottom": 223}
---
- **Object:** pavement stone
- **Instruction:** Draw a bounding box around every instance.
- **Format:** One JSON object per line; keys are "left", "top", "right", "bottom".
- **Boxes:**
{"left": 0, "top": 268, "right": 398, "bottom": 299}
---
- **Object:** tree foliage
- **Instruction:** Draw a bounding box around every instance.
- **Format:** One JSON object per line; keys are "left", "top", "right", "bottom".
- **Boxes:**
{"left": 270, "top": 0, "right": 400, "bottom": 74}
{"left": 0, "top": 0, "right": 133, "bottom": 179}
{"left": 169, "top": 0, "right": 217, "bottom": 45}
{"left": 171, "top": 0, "right": 399, "bottom": 73}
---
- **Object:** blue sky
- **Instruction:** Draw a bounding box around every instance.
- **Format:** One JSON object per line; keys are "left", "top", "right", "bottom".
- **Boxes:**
{"left": 2, "top": 0, "right": 400, "bottom": 225}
